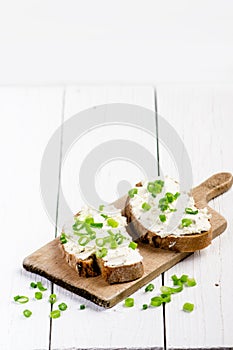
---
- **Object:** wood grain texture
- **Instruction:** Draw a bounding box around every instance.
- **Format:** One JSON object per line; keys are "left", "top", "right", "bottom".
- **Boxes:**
{"left": 23, "top": 172, "right": 232, "bottom": 308}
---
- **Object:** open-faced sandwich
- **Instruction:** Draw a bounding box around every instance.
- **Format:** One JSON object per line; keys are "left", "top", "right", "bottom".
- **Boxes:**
{"left": 125, "top": 176, "right": 212, "bottom": 252}
{"left": 59, "top": 205, "right": 144, "bottom": 284}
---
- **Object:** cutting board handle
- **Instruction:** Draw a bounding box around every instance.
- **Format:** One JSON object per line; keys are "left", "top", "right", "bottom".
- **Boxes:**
{"left": 192, "top": 172, "right": 233, "bottom": 204}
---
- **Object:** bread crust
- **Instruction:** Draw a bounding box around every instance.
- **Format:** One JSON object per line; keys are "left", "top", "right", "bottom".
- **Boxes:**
{"left": 125, "top": 200, "right": 212, "bottom": 253}
{"left": 59, "top": 238, "right": 144, "bottom": 283}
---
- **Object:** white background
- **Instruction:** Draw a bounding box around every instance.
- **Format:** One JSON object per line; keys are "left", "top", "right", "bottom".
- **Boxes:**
{"left": 0, "top": 0, "right": 233, "bottom": 85}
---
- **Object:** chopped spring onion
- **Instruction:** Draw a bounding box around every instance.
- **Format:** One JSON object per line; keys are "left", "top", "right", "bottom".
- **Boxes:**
{"left": 35, "top": 292, "right": 43, "bottom": 300}
{"left": 171, "top": 274, "right": 179, "bottom": 285}
{"left": 80, "top": 304, "right": 86, "bottom": 310}
{"left": 159, "top": 214, "right": 166, "bottom": 223}
{"left": 147, "top": 180, "right": 164, "bottom": 197}
{"left": 124, "top": 298, "right": 134, "bottom": 307}
{"left": 185, "top": 207, "right": 198, "bottom": 215}
{"left": 186, "top": 278, "right": 197, "bottom": 287}
{"left": 49, "top": 294, "right": 57, "bottom": 304}
{"left": 23, "top": 309, "right": 32, "bottom": 318}
{"left": 101, "top": 213, "right": 109, "bottom": 219}
{"left": 30, "top": 282, "right": 37, "bottom": 289}
{"left": 99, "top": 204, "right": 104, "bottom": 211}
{"left": 78, "top": 236, "right": 90, "bottom": 246}
{"left": 142, "top": 202, "right": 151, "bottom": 211}
{"left": 181, "top": 218, "right": 193, "bottom": 227}
{"left": 180, "top": 274, "right": 188, "bottom": 283}
{"left": 95, "top": 238, "right": 105, "bottom": 247}
{"left": 145, "top": 283, "right": 154, "bottom": 292}
{"left": 50, "top": 310, "right": 61, "bottom": 319}
{"left": 14, "top": 295, "right": 29, "bottom": 304}
{"left": 150, "top": 296, "right": 162, "bottom": 307}
{"left": 110, "top": 240, "right": 118, "bottom": 249}
{"left": 96, "top": 247, "right": 108, "bottom": 258}
{"left": 37, "top": 282, "right": 47, "bottom": 291}
{"left": 159, "top": 197, "right": 169, "bottom": 212}
{"left": 107, "top": 218, "right": 119, "bottom": 228}
{"left": 60, "top": 233, "right": 67, "bottom": 244}
{"left": 58, "top": 303, "right": 67, "bottom": 311}
{"left": 165, "top": 192, "right": 175, "bottom": 203}
{"left": 128, "top": 188, "right": 138, "bottom": 198}
{"left": 128, "top": 241, "right": 138, "bottom": 250}
{"left": 90, "top": 222, "right": 103, "bottom": 228}
{"left": 142, "top": 304, "right": 148, "bottom": 310}
{"left": 115, "top": 233, "right": 125, "bottom": 245}
{"left": 85, "top": 216, "right": 94, "bottom": 224}
{"left": 161, "top": 293, "right": 171, "bottom": 303}
{"left": 183, "top": 302, "right": 194, "bottom": 312}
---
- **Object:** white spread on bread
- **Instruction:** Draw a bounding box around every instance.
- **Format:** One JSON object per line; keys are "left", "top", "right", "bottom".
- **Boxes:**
{"left": 62, "top": 205, "right": 143, "bottom": 267}
{"left": 130, "top": 176, "right": 211, "bottom": 238}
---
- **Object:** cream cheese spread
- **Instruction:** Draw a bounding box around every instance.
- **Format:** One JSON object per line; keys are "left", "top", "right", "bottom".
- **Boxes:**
{"left": 130, "top": 176, "right": 211, "bottom": 238}
{"left": 62, "top": 204, "right": 142, "bottom": 267}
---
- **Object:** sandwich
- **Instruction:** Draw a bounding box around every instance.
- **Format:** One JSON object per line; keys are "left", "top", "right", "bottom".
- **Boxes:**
{"left": 59, "top": 205, "right": 144, "bottom": 284}
{"left": 125, "top": 176, "right": 212, "bottom": 252}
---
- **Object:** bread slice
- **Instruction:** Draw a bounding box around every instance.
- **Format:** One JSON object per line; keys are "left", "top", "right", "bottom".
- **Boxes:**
{"left": 59, "top": 206, "right": 144, "bottom": 284}
{"left": 125, "top": 177, "right": 212, "bottom": 253}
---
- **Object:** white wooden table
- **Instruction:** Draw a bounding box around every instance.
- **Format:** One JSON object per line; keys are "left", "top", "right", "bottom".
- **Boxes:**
{"left": 1, "top": 85, "right": 233, "bottom": 350}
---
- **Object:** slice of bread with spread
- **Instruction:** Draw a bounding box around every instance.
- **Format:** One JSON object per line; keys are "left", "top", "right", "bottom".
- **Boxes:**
{"left": 125, "top": 176, "right": 212, "bottom": 252}
{"left": 59, "top": 205, "right": 143, "bottom": 284}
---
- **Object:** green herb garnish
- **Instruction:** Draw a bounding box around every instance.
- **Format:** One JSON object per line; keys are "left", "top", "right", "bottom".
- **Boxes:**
{"left": 159, "top": 214, "right": 166, "bottom": 223}
{"left": 142, "top": 202, "right": 151, "bottom": 211}
{"left": 185, "top": 207, "right": 198, "bottom": 215}
{"left": 181, "top": 218, "right": 193, "bottom": 227}
{"left": 150, "top": 296, "right": 162, "bottom": 307}
{"left": 58, "top": 303, "right": 67, "bottom": 311}
{"left": 60, "top": 233, "right": 67, "bottom": 244}
{"left": 96, "top": 247, "right": 108, "bottom": 258}
{"left": 128, "top": 188, "right": 138, "bottom": 198}
{"left": 49, "top": 294, "right": 57, "bottom": 304}
{"left": 183, "top": 302, "right": 194, "bottom": 312}
{"left": 90, "top": 222, "right": 103, "bottom": 228}
{"left": 14, "top": 295, "right": 29, "bottom": 304}
{"left": 80, "top": 304, "right": 86, "bottom": 310}
{"left": 128, "top": 241, "right": 138, "bottom": 250}
{"left": 186, "top": 278, "right": 197, "bottom": 287}
{"left": 124, "top": 298, "right": 134, "bottom": 307}
{"left": 145, "top": 283, "right": 154, "bottom": 292}
{"left": 142, "top": 304, "right": 148, "bottom": 310}
{"left": 99, "top": 204, "right": 104, "bottom": 211}
{"left": 107, "top": 218, "right": 119, "bottom": 228}
{"left": 35, "top": 292, "right": 43, "bottom": 300}
{"left": 30, "top": 282, "right": 37, "bottom": 289}
{"left": 23, "top": 309, "right": 32, "bottom": 318}
{"left": 50, "top": 310, "right": 61, "bottom": 318}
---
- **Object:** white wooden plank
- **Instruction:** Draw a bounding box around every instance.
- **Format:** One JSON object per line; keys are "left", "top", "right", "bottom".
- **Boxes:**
{"left": 156, "top": 85, "right": 233, "bottom": 348}
{"left": 0, "top": 88, "right": 64, "bottom": 350}
{"left": 51, "top": 86, "right": 164, "bottom": 349}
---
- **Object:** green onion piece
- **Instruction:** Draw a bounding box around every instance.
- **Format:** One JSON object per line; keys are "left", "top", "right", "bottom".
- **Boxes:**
{"left": 58, "top": 303, "right": 67, "bottom": 311}
{"left": 128, "top": 241, "right": 138, "bottom": 250}
{"left": 14, "top": 295, "right": 29, "bottom": 304}
{"left": 107, "top": 229, "right": 114, "bottom": 236}
{"left": 159, "top": 197, "right": 169, "bottom": 212}
{"left": 160, "top": 286, "right": 173, "bottom": 295}
{"left": 80, "top": 304, "right": 86, "bottom": 310}
{"left": 174, "top": 192, "right": 180, "bottom": 200}
{"left": 101, "top": 213, "right": 109, "bottom": 219}
{"left": 49, "top": 294, "right": 57, "bottom": 304}
{"left": 142, "top": 202, "right": 151, "bottom": 211}
{"left": 186, "top": 278, "right": 197, "bottom": 287}
{"left": 115, "top": 233, "right": 125, "bottom": 245}
{"left": 147, "top": 180, "right": 164, "bottom": 197}
{"left": 150, "top": 296, "right": 162, "bottom": 307}
{"left": 78, "top": 236, "right": 90, "bottom": 246}
{"left": 85, "top": 216, "right": 94, "bottom": 224}
{"left": 30, "top": 282, "right": 37, "bottom": 288}
{"left": 90, "top": 222, "right": 103, "bottom": 228}
{"left": 84, "top": 223, "right": 95, "bottom": 235}
{"left": 23, "top": 309, "right": 32, "bottom": 318}
{"left": 142, "top": 304, "right": 148, "bottom": 310}
{"left": 110, "top": 240, "right": 118, "bottom": 249}
{"left": 145, "top": 283, "right": 154, "bottom": 292}
{"left": 161, "top": 293, "right": 171, "bottom": 303}
{"left": 171, "top": 282, "right": 183, "bottom": 293}
{"left": 171, "top": 274, "right": 179, "bottom": 285}
{"left": 124, "top": 298, "right": 134, "bottom": 307}
{"left": 50, "top": 310, "right": 61, "bottom": 319}
{"left": 107, "top": 218, "right": 119, "bottom": 228}
{"left": 159, "top": 214, "right": 166, "bottom": 223}
{"left": 99, "top": 205, "right": 104, "bottom": 211}
{"left": 96, "top": 247, "right": 108, "bottom": 258}
{"left": 37, "top": 281, "right": 47, "bottom": 291}
{"left": 183, "top": 302, "right": 194, "bottom": 312}
{"left": 90, "top": 232, "right": 96, "bottom": 240}
{"left": 180, "top": 274, "right": 188, "bottom": 283}
{"left": 185, "top": 207, "right": 198, "bottom": 215}
{"left": 95, "top": 238, "right": 105, "bottom": 247}
{"left": 35, "top": 292, "right": 43, "bottom": 300}
{"left": 166, "top": 192, "right": 175, "bottom": 203}
{"left": 60, "top": 233, "right": 67, "bottom": 244}
{"left": 128, "top": 188, "right": 138, "bottom": 198}
{"left": 181, "top": 218, "right": 193, "bottom": 227}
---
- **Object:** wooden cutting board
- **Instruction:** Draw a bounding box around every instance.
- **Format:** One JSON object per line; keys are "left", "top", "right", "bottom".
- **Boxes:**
{"left": 23, "top": 172, "right": 232, "bottom": 308}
